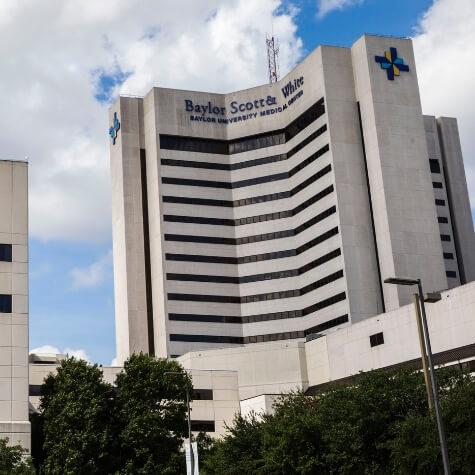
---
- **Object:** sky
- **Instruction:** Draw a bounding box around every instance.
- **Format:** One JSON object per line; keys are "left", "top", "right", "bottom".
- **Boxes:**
{"left": 4, "top": 0, "right": 471, "bottom": 364}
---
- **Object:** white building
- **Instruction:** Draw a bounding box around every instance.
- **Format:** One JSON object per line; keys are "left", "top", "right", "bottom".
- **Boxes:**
{"left": 0, "top": 159, "right": 30, "bottom": 450}
{"left": 109, "top": 34, "right": 475, "bottom": 364}
{"left": 29, "top": 280, "right": 475, "bottom": 436}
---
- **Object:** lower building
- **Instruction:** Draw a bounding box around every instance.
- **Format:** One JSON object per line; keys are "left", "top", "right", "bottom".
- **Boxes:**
{"left": 0, "top": 159, "right": 30, "bottom": 450}
{"left": 29, "top": 280, "right": 475, "bottom": 432}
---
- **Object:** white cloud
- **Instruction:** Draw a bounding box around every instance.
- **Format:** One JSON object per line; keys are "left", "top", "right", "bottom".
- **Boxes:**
{"left": 0, "top": 0, "right": 302, "bottom": 243}
{"left": 316, "top": 0, "right": 363, "bottom": 19}
{"left": 111, "top": 357, "right": 119, "bottom": 366}
{"left": 29, "top": 345, "right": 61, "bottom": 355}
{"left": 413, "top": 0, "right": 475, "bottom": 210}
{"left": 69, "top": 249, "right": 112, "bottom": 290}
{"left": 29, "top": 345, "right": 91, "bottom": 362}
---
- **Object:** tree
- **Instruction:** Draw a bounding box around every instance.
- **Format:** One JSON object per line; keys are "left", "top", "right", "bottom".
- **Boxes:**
{"left": 0, "top": 438, "right": 35, "bottom": 475}
{"left": 38, "top": 357, "right": 116, "bottom": 474}
{"left": 201, "top": 367, "right": 475, "bottom": 475}
{"left": 114, "top": 353, "right": 192, "bottom": 474}
{"left": 201, "top": 413, "right": 265, "bottom": 475}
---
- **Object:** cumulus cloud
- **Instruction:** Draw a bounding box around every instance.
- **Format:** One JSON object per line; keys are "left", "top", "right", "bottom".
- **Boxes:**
{"left": 0, "top": 0, "right": 302, "bottom": 243}
{"left": 29, "top": 345, "right": 91, "bottom": 362}
{"left": 413, "top": 0, "right": 475, "bottom": 210}
{"left": 69, "top": 249, "right": 113, "bottom": 290}
{"left": 316, "top": 0, "right": 363, "bottom": 19}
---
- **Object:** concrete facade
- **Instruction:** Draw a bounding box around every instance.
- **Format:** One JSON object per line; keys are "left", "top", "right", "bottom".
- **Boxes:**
{"left": 109, "top": 34, "right": 475, "bottom": 363}
{"left": 28, "top": 358, "right": 240, "bottom": 439}
{"left": 0, "top": 160, "right": 30, "bottom": 450}
{"left": 28, "top": 281, "right": 475, "bottom": 437}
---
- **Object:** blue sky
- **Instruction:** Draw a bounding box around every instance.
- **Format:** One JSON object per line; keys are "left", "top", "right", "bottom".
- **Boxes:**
{"left": 17, "top": 0, "right": 474, "bottom": 364}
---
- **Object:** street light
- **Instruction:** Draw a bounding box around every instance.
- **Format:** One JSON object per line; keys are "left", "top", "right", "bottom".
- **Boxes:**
{"left": 165, "top": 371, "right": 195, "bottom": 475}
{"left": 384, "top": 277, "right": 450, "bottom": 475}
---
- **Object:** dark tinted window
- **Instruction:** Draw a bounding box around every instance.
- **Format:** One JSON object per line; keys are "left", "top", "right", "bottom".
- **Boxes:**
{"left": 446, "top": 270, "right": 457, "bottom": 278}
{"left": 0, "top": 244, "right": 12, "bottom": 262}
{"left": 432, "top": 181, "right": 443, "bottom": 189}
{"left": 0, "top": 295, "right": 12, "bottom": 313}
{"left": 160, "top": 99, "right": 325, "bottom": 156}
{"left": 443, "top": 252, "right": 454, "bottom": 260}
{"left": 435, "top": 199, "right": 446, "bottom": 206}
{"left": 370, "top": 332, "right": 384, "bottom": 347}
{"left": 440, "top": 234, "right": 451, "bottom": 242}
{"left": 194, "top": 389, "right": 213, "bottom": 400}
{"left": 429, "top": 159, "right": 441, "bottom": 173}
{"left": 191, "top": 421, "right": 215, "bottom": 432}
{"left": 438, "top": 216, "right": 449, "bottom": 224}
{"left": 29, "top": 385, "right": 42, "bottom": 396}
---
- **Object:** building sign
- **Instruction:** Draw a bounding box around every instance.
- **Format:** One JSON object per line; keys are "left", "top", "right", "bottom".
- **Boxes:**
{"left": 109, "top": 112, "right": 121, "bottom": 145}
{"left": 185, "top": 76, "right": 304, "bottom": 126}
{"left": 375, "top": 47, "right": 409, "bottom": 80}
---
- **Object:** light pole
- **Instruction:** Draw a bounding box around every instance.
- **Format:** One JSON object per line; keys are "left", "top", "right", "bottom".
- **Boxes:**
{"left": 384, "top": 277, "right": 450, "bottom": 475}
{"left": 165, "top": 371, "right": 195, "bottom": 475}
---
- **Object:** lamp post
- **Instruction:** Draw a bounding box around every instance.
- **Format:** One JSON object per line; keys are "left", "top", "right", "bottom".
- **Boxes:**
{"left": 165, "top": 371, "right": 194, "bottom": 475}
{"left": 384, "top": 277, "right": 450, "bottom": 475}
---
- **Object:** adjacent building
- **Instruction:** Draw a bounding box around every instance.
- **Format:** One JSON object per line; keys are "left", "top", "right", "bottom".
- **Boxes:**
{"left": 109, "top": 34, "right": 475, "bottom": 364}
{"left": 0, "top": 159, "right": 30, "bottom": 450}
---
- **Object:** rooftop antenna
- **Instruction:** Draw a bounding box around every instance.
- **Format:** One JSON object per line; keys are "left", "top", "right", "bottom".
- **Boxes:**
{"left": 266, "top": 34, "right": 280, "bottom": 84}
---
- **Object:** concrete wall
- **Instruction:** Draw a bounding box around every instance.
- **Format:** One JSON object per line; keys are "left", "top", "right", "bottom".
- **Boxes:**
{"left": 0, "top": 160, "right": 30, "bottom": 450}
{"left": 28, "top": 362, "right": 239, "bottom": 439}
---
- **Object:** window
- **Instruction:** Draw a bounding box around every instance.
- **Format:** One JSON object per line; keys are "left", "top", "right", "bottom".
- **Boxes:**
{"left": 29, "top": 385, "right": 42, "bottom": 396}
{"left": 438, "top": 216, "right": 449, "bottom": 224}
{"left": 194, "top": 389, "right": 213, "bottom": 400}
{"left": 446, "top": 270, "right": 457, "bottom": 278}
{"left": 432, "top": 182, "right": 443, "bottom": 189}
{"left": 166, "top": 249, "right": 341, "bottom": 284}
{"left": 440, "top": 234, "right": 451, "bottom": 242}
{"left": 191, "top": 421, "right": 216, "bottom": 432}
{"left": 161, "top": 144, "right": 329, "bottom": 190}
{"left": 429, "top": 159, "right": 441, "bottom": 174}
{"left": 443, "top": 252, "right": 454, "bottom": 260}
{"left": 370, "top": 332, "right": 384, "bottom": 347}
{"left": 160, "top": 99, "right": 325, "bottom": 156}
{"left": 435, "top": 199, "right": 446, "bottom": 206}
{"left": 0, "top": 295, "right": 12, "bottom": 313}
{"left": 0, "top": 244, "right": 12, "bottom": 262}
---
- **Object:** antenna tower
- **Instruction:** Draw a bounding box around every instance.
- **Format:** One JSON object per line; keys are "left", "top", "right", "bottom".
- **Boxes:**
{"left": 266, "top": 35, "right": 280, "bottom": 84}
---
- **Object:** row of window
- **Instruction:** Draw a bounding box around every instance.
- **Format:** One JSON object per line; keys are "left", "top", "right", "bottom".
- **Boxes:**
{"left": 435, "top": 199, "right": 446, "bottom": 206}
{"left": 169, "top": 311, "right": 348, "bottom": 345}
{"left": 0, "top": 244, "right": 12, "bottom": 262}
{"left": 164, "top": 179, "right": 333, "bottom": 227}
{"left": 166, "top": 248, "right": 341, "bottom": 284}
{"left": 161, "top": 124, "right": 328, "bottom": 172}
{"left": 433, "top": 181, "right": 443, "bottom": 189}
{"left": 441, "top": 234, "right": 451, "bottom": 242}
{"left": 169, "top": 291, "right": 347, "bottom": 325}
{"left": 438, "top": 216, "right": 449, "bottom": 224}
{"left": 160, "top": 99, "right": 325, "bottom": 155}
{"left": 161, "top": 143, "right": 330, "bottom": 190}
{"left": 0, "top": 295, "right": 12, "bottom": 313}
{"left": 165, "top": 226, "right": 339, "bottom": 265}
{"left": 443, "top": 252, "right": 454, "bottom": 260}
{"left": 164, "top": 205, "right": 337, "bottom": 246}
{"left": 163, "top": 161, "right": 332, "bottom": 209}
{"left": 167, "top": 269, "right": 344, "bottom": 303}
{"left": 446, "top": 270, "right": 457, "bottom": 278}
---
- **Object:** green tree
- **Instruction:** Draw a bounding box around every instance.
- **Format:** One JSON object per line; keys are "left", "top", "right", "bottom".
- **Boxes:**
{"left": 38, "top": 357, "right": 116, "bottom": 475}
{"left": 201, "top": 413, "right": 265, "bottom": 475}
{"left": 114, "top": 353, "right": 192, "bottom": 474}
{"left": 201, "top": 367, "right": 475, "bottom": 475}
{"left": 0, "top": 438, "right": 35, "bottom": 475}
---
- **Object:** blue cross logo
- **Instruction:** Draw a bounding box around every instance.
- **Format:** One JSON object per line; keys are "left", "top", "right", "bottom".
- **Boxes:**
{"left": 375, "top": 47, "right": 409, "bottom": 80}
{"left": 109, "top": 112, "right": 120, "bottom": 145}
